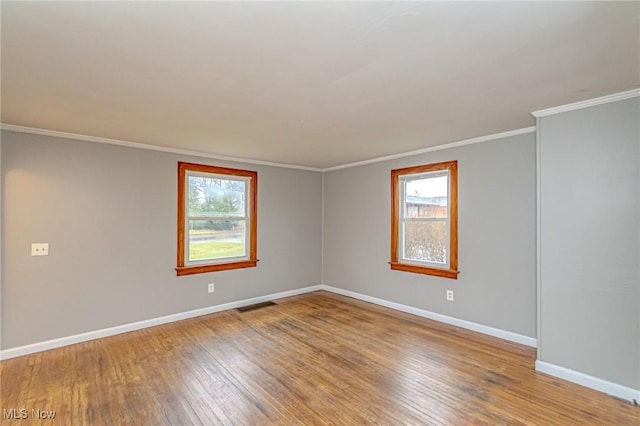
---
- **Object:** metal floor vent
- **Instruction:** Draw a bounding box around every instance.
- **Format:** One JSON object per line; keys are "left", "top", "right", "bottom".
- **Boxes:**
{"left": 237, "top": 301, "right": 277, "bottom": 313}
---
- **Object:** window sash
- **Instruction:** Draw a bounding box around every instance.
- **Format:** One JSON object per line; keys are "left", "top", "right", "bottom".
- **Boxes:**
{"left": 185, "top": 221, "right": 250, "bottom": 266}
{"left": 187, "top": 214, "right": 248, "bottom": 221}
{"left": 400, "top": 218, "right": 450, "bottom": 267}
{"left": 398, "top": 174, "right": 451, "bottom": 269}
{"left": 185, "top": 171, "right": 249, "bottom": 217}
{"left": 184, "top": 174, "right": 252, "bottom": 266}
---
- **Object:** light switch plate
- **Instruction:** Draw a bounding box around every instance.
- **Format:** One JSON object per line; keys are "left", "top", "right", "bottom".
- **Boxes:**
{"left": 31, "top": 243, "right": 49, "bottom": 256}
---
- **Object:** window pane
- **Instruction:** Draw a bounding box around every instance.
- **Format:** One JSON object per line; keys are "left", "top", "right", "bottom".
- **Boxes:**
{"left": 188, "top": 176, "right": 245, "bottom": 217}
{"left": 403, "top": 220, "right": 447, "bottom": 264}
{"left": 188, "top": 220, "right": 246, "bottom": 262}
{"left": 405, "top": 175, "right": 448, "bottom": 219}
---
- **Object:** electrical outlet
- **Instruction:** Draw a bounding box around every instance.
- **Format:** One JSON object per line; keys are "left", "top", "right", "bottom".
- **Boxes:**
{"left": 208, "top": 283, "right": 215, "bottom": 293}
{"left": 446, "top": 290, "right": 454, "bottom": 301}
{"left": 31, "top": 243, "right": 49, "bottom": 256}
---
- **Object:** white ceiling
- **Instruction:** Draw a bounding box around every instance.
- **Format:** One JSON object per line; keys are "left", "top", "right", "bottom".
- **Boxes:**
{"left": 2, "top": 2, "right": 638, "bottom": 169}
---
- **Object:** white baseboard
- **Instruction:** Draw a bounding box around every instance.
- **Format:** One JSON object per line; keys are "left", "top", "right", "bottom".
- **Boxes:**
{"left": 319, "top": 285, "right": 537, "bottom": 347}
{"left": 535, "top": 360, "right": 640, "bottom": 404}
{"left": 4, "top": 283, "right": 636, "bottom": 403}
{"left": 0, "top": 285, "right": 323, "bottom": 360}
{"left": 1, "top": 283, "right": 536, "bottom": 360}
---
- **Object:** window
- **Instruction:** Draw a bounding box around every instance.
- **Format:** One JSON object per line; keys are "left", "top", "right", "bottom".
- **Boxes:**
{"left": 390, "top": 160, "right": 458, "bottom": 279}
{"left": 176, "top": 162, "right": 257, "bottom": 276}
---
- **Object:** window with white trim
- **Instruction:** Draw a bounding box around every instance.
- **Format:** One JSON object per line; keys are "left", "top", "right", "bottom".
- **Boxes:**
{"left": 390, "top": 160, "right": 459, "bottom": 279}
{"left": 176, "top": 162, "right": 257, "bottom": 276}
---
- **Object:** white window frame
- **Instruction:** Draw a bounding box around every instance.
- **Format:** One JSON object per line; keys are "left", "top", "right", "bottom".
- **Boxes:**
{"left": 184, "top": 171, "right": 251, "bottom": 266}
{"left": 398, "top": 170, "right": 451, "bottom": 269}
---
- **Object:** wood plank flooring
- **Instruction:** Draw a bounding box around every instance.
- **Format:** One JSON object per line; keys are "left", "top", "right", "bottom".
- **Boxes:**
{"left": 1, "top": 291, "right": 638, "bottom": 425}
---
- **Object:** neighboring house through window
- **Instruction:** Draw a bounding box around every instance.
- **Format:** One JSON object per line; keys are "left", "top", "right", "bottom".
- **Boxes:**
{"left": 390, "top": 160, "right": 459, "bottom": 279}
{"left": 176, "top": 162, "right": 257, "bottom": 276}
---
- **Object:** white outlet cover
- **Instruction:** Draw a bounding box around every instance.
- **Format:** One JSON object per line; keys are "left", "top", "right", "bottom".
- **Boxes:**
{"left": 31, "top": 243, "right": 49, "bottom": 256}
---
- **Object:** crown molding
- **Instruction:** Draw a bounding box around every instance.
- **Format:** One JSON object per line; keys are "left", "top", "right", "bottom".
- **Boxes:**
{"left": 3, "top": 89, "right": 637, "bottom": 172}
{"left": 531, "top": 89, "right": 640, "bottom": 118}
{"left": 0, "top": 123, "right": 324, "bottom": 172}
{"left": 322, "top": 126, "right": 537, "bottom": 172}
{"left": 1, "top": 123, "right": 536, "bottom": 173}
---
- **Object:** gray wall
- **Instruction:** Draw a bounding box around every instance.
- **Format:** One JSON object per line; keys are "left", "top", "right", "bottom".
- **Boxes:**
{"left": 538, "top": 98, "right": 640, "bottom": 389}
{"left": 323, "top": 133, "right": 537, "bottom": 338}
{"left": 1, "top": 131, "right": 323, "bottom": 349}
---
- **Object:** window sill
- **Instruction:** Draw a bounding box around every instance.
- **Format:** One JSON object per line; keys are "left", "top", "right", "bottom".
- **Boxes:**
{"left": 389, "top": 262, "right": 459, "bottom": 279}
{"left": 176, "top": 259, "right": 258, "bottom": 276}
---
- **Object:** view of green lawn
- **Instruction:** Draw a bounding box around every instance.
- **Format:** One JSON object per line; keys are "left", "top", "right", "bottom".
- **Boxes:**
{"left": 189, "top": 229, "right": 217, "bottom": 235}
{"left": 189, "top": 241, "right": 245, "bottom": 261}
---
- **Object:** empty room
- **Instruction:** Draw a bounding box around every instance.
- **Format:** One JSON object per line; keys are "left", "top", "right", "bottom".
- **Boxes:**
{"left": 1, "top": 2, "right": 639, "bottom": 425}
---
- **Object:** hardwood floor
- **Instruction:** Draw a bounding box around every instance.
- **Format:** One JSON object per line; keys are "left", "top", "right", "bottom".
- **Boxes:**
{"left": 1, "top": 291, "right": 638, "bottom": 425}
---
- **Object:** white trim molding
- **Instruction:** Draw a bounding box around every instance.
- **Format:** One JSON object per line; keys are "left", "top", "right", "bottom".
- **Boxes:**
{"left": 1, "top": 123, "right": 536, "bottom": 173}
{"left": 6, "top": 282, "right": 638, "bottom": 403}
{"left": 0, "top": 124, "right": 323, "bottom": 172}
{"left": 535, "top": 116, "right": 542, "bottom": 355}
{"left": 1, "top": 284, "right": 537, "bottom": 360}
{"left": 535, "top": 360, "right": 640, "bottom": 404}
{"left": 321, "top": 285, "right": 537, "bottom": 347}
{"left": 323, "top": 127, "right": 536, "bottom": 172}
{"left": 532, "top": 89, "right": 640, "bottom": 118}
{"left": 3, "top": 90, "right": 638, "bottom": 173}
{"left": 0, "top": 285, "right": 323, "bottom": 360}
